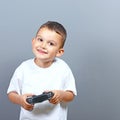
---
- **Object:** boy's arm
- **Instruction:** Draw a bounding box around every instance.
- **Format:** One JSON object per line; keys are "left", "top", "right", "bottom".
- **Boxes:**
{"left": 8, "top": 91, "right": 21, "bottom": 105}
{"left": 8, "top": 91, "right": 34, "bottom": 111}
{"left": 49, "top": 90, "right": 75, "bottom": 104}
{"left": 60, "top": 90, "right": 74, "bottom": 102}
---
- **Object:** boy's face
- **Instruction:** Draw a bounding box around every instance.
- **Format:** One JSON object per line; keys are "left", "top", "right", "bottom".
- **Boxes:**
{"left": 32, "top": 27, "right": 64, "bottom": 64}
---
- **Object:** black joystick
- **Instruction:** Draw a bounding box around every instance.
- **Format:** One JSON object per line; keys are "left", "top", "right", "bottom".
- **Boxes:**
{"left": 26, "top": 92, "right": 54, "bottom": 104}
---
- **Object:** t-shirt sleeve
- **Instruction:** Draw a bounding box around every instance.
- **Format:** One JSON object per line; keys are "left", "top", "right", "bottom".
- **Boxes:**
{"left": 64, "top": 66, "right": 77, "bottom": 96}
{"left": 7, "top": 66, "right": 23, "bottom": 95}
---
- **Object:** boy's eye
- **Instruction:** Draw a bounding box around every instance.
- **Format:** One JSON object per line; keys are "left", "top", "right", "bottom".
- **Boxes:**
{"left": 37, "top": 38, "right": 43, "bottom": 42}
{"left": 49, "top": 42, "right": 55, "bottom": 46}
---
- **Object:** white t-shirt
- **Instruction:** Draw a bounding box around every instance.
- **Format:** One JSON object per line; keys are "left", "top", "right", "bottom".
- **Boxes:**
{"left": 7, "top": 58, "right": 77, "bottom": 120}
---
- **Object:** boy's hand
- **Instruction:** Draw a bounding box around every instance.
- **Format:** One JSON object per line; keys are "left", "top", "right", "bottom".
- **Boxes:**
{"left": 49, "top": 90, "right": 74, "bottom": 104}
{"left": 49, "top": 90, "right": 64, "bottom": 104}
{"left": 19, "top": 94, "right": 34, "bottom": 111}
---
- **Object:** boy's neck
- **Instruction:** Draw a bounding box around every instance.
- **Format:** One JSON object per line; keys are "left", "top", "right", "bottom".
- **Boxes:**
{"left": 34, "top": 58, "right": 53, "bottom": 68}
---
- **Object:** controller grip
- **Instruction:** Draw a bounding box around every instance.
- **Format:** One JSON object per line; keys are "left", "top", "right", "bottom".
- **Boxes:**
{"left": 26, "top": 92, "right": 54, "bottom": 104}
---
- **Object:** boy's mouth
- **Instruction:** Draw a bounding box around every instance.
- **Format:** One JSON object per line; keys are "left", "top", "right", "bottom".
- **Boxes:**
{"left": 37, "top": 48, "right": 48, "bottom": 54}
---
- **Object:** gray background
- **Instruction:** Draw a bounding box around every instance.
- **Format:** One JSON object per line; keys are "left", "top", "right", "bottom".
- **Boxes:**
{"left": 0, "top": 0, "right": 120, "bottom": 120}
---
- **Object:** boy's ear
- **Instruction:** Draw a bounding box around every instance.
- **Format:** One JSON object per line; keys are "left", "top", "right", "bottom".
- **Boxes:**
{"left": 32, "top": 38, "right": 35, "bottom": 42}
{"left": 56, "top": 48, "right": 64, "bottom": 57}
{"left": 32, "top": 38, "right": 35, "bottom": 45}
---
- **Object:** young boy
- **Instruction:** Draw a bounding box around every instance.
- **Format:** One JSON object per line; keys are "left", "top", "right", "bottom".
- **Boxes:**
{"left": 7, "top": 21, "right": 77, "bottom": 120}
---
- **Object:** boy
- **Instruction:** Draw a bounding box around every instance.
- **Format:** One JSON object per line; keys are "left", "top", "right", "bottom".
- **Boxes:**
{"left": 7, "top": 21, "right": 77, "bottom": 120}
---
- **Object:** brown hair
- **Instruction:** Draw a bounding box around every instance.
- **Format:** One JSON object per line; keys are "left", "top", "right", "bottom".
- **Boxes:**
{"left": 36, "top": 21, "right": 67, "bottom": 48}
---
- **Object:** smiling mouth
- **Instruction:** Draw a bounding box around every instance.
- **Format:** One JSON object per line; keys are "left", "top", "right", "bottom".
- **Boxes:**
{"left": 37, "top": 49, "right": 48, "bottom": 54}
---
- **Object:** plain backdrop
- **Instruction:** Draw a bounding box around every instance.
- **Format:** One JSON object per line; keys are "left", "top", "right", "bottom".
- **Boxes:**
{"left": 0, "top": 0, "right": 120, "bottom": 120}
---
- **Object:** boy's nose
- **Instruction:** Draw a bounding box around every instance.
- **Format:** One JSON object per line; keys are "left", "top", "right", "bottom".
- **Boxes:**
{"left": 41, "top": 41, "right": 47, "bottom": 49}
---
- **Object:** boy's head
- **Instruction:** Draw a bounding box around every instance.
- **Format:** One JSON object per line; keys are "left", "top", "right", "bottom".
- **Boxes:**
{"left": 32, "top": 21, "right": 67, "bottom": 66}
{"left": 36, "top": 21, "right": 67, "bottom": 48}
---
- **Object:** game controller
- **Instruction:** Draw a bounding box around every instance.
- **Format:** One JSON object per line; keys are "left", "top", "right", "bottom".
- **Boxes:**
{"left": 26, "top": 92, "right": 54, "bottom": 104}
